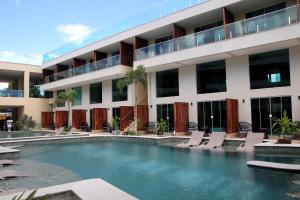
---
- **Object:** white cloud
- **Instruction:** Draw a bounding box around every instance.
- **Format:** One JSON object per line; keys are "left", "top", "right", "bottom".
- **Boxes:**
{"left": 56, "top": 24, "right": 95, "bottom": 44}
{"left": 0, "top": 51, "right": 43, "bottom": 66}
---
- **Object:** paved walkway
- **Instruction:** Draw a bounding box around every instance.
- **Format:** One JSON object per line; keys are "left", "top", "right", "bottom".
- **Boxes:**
{"left": 0, "top": 179, "right": 137, "bottom": 200}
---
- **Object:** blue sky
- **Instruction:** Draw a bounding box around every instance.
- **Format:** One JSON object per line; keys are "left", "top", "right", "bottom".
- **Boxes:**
{"left": 0, "top": 0, "right": 174, "bottom": 65}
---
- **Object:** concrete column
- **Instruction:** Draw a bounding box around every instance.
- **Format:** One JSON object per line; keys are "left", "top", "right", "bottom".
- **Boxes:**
{"left": 24, "top": 71, "right": 30, "bottom": 98}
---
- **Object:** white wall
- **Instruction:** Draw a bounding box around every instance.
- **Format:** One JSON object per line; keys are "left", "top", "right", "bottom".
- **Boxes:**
{"left": 148, "top": 45, "right": 300, "bottom": 126}
{"left": 54, "top": 79, "right": 134, "bottom": 126}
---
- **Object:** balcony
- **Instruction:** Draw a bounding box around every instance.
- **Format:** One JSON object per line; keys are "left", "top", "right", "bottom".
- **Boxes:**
{"left": 135, "top": 5, "right": 300, "bottom": 64}
{"left": 0, "top": 89, "right": 24, "bottom": 98}
{"left": 45, "top": 55, "right": 120, "bottom": 83}
{"left": 41, "top": 55, "right": 132, "bottom": 91}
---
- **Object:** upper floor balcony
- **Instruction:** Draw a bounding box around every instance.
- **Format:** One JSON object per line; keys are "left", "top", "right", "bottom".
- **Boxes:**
{"left": 0, "top": 89, "right": 24, "bottom": 98}
{"left": 135, "top": 5, "right": 300, "bottom": 70}
{"left": 41, "top": 54, "right": 132, "bottom": 91}
{"left": 45, "top": 55, "right": 120, "bottom": 84}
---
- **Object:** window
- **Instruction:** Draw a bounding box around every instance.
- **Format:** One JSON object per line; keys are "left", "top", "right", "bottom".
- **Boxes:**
{"left": 90, "top": 83, "right": 102, "bottom": 104}
{"left": 246, "top": 3, "right": 286, "bottom": 19}
{"left": 157, "top": 104, "right": 174, "bottom": 132}
{"left": 112, "top": 79, "right": 127, "bottom": 102}
{"left": 197, "top": 60, "right": 227, "bottom": 94}
{"left": 72, "top": 86, "right": 82, "bottom": 106}
{"left": 156, "top": 69, "right": 179, "bottom": 97}
{"left": 56, "top": 90, "right": 65, "bottom": 107}
{"left": 251, "top": 96, "right": 292, "bottom": 134}
{"left": 155, "top": 35, "right": 173, "bottom": 55}
{"left": 194, "top": 21, "right": 224, "bottom": 45}
{"left": 198, "top": 100, "right": 227, "bottom": 133}
{"left": 249, "top": 49, "right": 290, "bottom": 89}
{"left": 112, "top": 51, "right": 120, "bottom": 66}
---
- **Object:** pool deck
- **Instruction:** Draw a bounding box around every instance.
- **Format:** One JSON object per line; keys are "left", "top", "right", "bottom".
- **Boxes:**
{"left": 0, "top": 179, "right": 137, "bottom": 200}
{"left": 247, "top": 161, "right": 300, "bottom": 172}
{"left": 254, "top": 142, "right": 300, "bottom": 155}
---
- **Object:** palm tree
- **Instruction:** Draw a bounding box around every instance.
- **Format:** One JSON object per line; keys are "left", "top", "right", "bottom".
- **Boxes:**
{"left": 54, "top": 89, "right": 77, "bottom": 127}
{"left": 117, "top": 65, "right": 147, "bottom": 131}
{"left": 117, "top": 65, "right": 147, "bottom": 91}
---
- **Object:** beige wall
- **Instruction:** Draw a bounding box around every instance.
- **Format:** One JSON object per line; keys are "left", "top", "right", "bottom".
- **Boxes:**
{"left": 0, "top": 61, "right": 52, "bottom": 124}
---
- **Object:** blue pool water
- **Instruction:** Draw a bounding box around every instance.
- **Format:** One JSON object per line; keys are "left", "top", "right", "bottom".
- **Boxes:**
{"left": 19, "top": 142, "right": 300, "bottom": 200}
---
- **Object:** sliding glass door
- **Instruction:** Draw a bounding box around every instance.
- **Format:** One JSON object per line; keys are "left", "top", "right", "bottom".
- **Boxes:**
{"left": 157, "top": 104, "right": 174, "bottom": 132}
{"left": 251, "top": 96, "right": 292, "bottom": 135}
{"left": 198, "top": 100, "right": 226, "bottom": 133}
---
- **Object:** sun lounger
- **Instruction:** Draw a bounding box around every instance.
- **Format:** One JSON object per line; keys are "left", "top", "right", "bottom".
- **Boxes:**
{"left": 0, "top": 160, "right": 22, "bottom": 167}
{"left": 192, "top": 132, "right": 226, "bottom": 150}
{"left": 176, "top": 131, "right": 204, "bottom": 148}
{"left": 50, "top": 127, "right": 64, "bottom": 136}
{"left": 67, "top": 128, "right": 76, "bottom": 135}
{"left": 0, "top": 170, "right": 29, "bottom": 180}
{"left": 237, "top": 132, "right": 264, "bottom": 152}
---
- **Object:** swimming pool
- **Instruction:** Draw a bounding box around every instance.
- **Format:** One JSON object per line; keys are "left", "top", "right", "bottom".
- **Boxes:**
{"left": 5, "top": 141, "right": 300, "bottom": 200}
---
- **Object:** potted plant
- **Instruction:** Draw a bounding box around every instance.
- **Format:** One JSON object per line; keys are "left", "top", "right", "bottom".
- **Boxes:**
{"left": 272, "top": 111, "right": 300, "bottom": 144}
{"left": 112, "top": 116, "right": 120, "bottom": 135}
{"left": 155, "top": 119, "right": 168, "bottom": 136}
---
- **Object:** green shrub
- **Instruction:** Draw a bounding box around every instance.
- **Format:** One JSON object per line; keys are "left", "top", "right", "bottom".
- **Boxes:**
{"left": 15, "top": 115, "right": 36, "bottom": 131}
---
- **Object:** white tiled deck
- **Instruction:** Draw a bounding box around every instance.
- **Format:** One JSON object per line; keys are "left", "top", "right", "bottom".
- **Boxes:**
{"left": 0, "top": 179, "right": 137, "bottom": 200}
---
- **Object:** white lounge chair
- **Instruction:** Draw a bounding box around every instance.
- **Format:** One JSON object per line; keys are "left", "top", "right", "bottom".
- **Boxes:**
{"left": 67, "top": 128, "right": 76, "bottom": 135}
{"left": 192, "top": 132, "right": 226, "bottom": 150}
{"left": 176, "top": 131, "right": 204, "bottom": 148}
{"left": 50, "top": 127, "right": 64, "bottom": 136}
{"left": 0, "top": 160, "right": 22, "bottom": 167}
{"left": 0, "top": 170, "right": 29, "bottom": 180}
{"left": 237, "top": 132, "right": 264, "bottom": 152}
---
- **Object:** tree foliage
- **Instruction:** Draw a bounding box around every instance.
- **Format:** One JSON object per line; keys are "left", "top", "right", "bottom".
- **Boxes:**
{"left": 117, "top": 65, "right": 147, "bottom": 92}
{"left": 15, "top": 114, "right": 36, "bottom": 131}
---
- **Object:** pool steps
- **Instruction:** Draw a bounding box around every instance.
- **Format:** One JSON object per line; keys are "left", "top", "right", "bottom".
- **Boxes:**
{"left": 247, "top": 161, "right": 300, "bottom": 172}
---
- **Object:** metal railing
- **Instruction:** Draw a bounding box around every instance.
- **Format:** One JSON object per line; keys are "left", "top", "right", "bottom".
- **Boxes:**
{"left": 135, "top": 5, "right": 299, "bottom": 60}
{"left": 42, "top": 0, "right": 209, "bottom": 63}
{"left": 45, "top": 55, "right": 120, "bottom": 83}
{"left": 0, "top": 89, "right": 24, "bottom": 97}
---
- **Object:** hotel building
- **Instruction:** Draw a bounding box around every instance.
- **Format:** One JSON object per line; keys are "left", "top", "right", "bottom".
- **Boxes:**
{"left": 0, "top": 61, "right": 52, "bottom": 130}
{"left": 41, "top": 0, "right": 300, "bottom": 135}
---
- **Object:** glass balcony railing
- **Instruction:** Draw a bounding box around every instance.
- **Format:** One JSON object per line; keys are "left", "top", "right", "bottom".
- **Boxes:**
{"left": 136, "top": 5, "right": 299, "bottom": 60}
{"left": 42, "top": 0, "right": 209, "bottom": 63}
{"left": 45, "top": 55, "right": 120, "bottom": 83}
{"left": 0, "top": 89, "right": 24, "bottom": 98}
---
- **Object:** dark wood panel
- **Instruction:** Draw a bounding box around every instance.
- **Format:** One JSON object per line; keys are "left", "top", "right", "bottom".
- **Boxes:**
{"left": 136, "top": 105, "right": 149, "bottom": 131}
{"left": 56, "top": 64, "right": 69, "bottom": 73}
{"left": 55, "top": 111, "right": 68, "bottom": 128}
{"left": 120, "top": 42, "right": 133, "bottom": 67}
{"left": 92, "top": 108, "right": 108, "bottom": 130}
{"left": 72, "top": 58, "right": 86, "bottom": 68}
{"left": 72, "top": 110, "right": 87, "bottom": 129}
{"left": 223, "top": 8, "right": 234, "bottom": 39}
{"left": 120, "top": 106, "right": 134, "bottom": 131}
{"left": 41, "top": 112, "right": 54, "bottom": 128}
{"left": 173, "top": 24, "right": 186, "bottom": 38}
{"left": 134, "top": 37, "right": 149, "bottom": 50}
{"left": 174, "top": 102, "right": 189, "bottom": 133}
{"left": 173, "top": 24, "right": 186, "bottom": 51}
{"left": 93, "top": 51, "right": 107, "bottom": 62}
{"left": 226, "top": 98, "right": 239, "bottom": 134}
{"left": 42, "top": 69, "right": 54, "bottom": 83}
